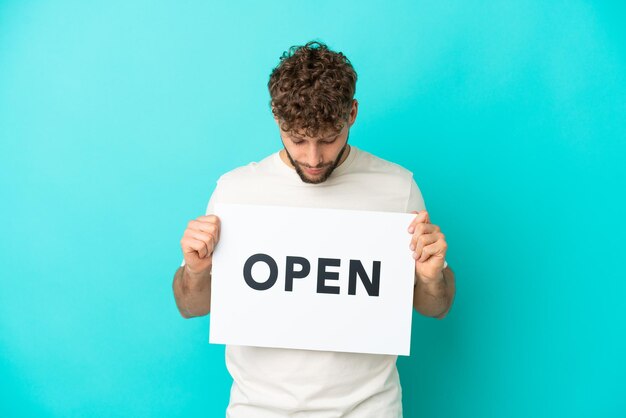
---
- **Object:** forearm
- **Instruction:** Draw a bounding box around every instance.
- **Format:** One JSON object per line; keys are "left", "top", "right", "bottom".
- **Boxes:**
{"left": 413, "top": 267, "right": 455, "bottom": 319}
{"left": 172, "top": 265, "right": 212, "bottom": 318}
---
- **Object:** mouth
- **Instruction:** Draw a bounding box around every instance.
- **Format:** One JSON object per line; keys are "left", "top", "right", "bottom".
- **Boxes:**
{"left": 303, "top": 167, "right": 325, "bottom": 176}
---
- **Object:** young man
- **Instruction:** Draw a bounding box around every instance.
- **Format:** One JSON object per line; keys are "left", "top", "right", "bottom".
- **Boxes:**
{"left": 172, "top": 41, "right": 455, "bottom": 418}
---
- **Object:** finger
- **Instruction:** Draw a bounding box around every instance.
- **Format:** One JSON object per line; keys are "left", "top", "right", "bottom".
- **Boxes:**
{"left": 185, "top": 230, "right": 216, "bottom": 253}
{"left": 418, "top": 237, "right": 447, "bottom": 263}
{"left": 188, "top": 218, "right": 221, "bottom": 243}
{"left": 188, "top": 219, "right": 219, "bottom": 238}
{"left": 196, "top": 215, "right": 220, "bottom": 224}
{"left": 409, "top": 223, "right": 439, "bottom": 250}
{"left": 412, "top": 232, "right": 439, "bottom": 260}
{"left": 181, "top": 236, "right": 209, "bottom": 259}
{"left": 182, "top": 236, "right": 209, "bottom": 259}
{"left": 408, "top": 210, "right": 430, "bottom": 233}
{"left": 204, "top": 215, "right": 220, "bottom": 241}
{"left": 189, "top": 216, "right": 220, "bottom": 229}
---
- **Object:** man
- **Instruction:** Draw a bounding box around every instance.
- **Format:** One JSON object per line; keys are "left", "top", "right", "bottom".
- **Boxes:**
{"left": 172, "top": 41, "right": 455, "bottom": 417}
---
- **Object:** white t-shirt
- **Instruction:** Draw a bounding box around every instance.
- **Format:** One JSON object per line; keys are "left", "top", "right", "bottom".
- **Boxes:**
{"left": 181, "top": 145, "right": 443, "bottom": 417}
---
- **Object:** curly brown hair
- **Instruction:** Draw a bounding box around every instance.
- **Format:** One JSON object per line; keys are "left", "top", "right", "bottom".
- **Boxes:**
{"left": 268, "top": 41, "right": 357, "bottom": 137}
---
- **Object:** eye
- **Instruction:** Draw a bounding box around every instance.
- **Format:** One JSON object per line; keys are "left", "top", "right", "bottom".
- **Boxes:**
{"left": 322, "top": 136, "right": 338, "bottom": 144}
{"left": 292, "top": 140, "right": 304, "bottom": 145}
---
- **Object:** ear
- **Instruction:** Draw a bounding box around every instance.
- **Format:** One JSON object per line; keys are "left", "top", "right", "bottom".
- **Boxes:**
{"left": 348, "top": 99, "right": 359, "bottom": 127}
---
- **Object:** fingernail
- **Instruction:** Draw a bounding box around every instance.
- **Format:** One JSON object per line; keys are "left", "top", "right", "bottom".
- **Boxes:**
{"left": 408, "top": 227, "right": 414, "bottom": 233}
{"left": 412, "top": 252, "right": 418, "bottom": 259}
{"left": 410, "top": 244, "right": 415, "bottom": 251}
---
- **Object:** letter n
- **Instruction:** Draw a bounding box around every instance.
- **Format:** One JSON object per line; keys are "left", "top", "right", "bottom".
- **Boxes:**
{"left": 348, "top": 260, "right": 381, "bottom": 296}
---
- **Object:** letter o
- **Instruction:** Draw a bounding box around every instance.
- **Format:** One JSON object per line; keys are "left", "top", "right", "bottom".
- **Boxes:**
{"left": 243, "top": 253, "right": 278, "bottom": 291}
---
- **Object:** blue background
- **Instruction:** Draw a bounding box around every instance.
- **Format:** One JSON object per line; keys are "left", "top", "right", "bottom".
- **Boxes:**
{"left": 1, "top": 1, "right": 624, "bottom": 417}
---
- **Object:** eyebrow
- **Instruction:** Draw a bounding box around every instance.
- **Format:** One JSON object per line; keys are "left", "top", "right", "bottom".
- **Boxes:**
{"left": 291, "top": 133, "right": 339, "bottom": 141}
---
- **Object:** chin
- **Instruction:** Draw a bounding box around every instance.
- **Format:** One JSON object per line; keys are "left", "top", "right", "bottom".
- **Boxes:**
{"left": 301, "top": 175, "right": 325, "bottom": 184}
{"left": 299, "top": 170, "right": 330, "bottom": 184}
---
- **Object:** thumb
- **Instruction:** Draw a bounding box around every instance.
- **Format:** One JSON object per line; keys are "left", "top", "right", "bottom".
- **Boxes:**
{"left": 411, "top": 210, "right": 430, "bottom": 223}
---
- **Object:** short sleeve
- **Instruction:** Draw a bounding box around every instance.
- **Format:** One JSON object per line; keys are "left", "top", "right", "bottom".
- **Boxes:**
{"left": 406, "top": 177, "right": 426, "bottom": 213}
{"left": 407, "top": 177, "right": 448, "bottom": 269}
{"left": 204, "top": 186, "right": 218, "bottom": 216}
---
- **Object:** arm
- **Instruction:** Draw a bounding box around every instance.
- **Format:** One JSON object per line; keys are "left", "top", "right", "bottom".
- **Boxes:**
{"left": 407, "top": 209, "right": 455, "bottom": 319}
{"left": 172, "top": 264, "right": 212, "bottom": 318}
{"left": 413, "top": 265, "right": 455, "bottom": 319}
{"left": 172, "top": 214, "right": 220, "bottom": 319}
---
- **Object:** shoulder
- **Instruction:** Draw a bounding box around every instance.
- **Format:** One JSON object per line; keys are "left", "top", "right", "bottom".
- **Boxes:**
{"left": 216, "top": 153, "right": 277, "bottom": 185}
{"left": 352, "top": 147, "right": 415, "bottom": 181}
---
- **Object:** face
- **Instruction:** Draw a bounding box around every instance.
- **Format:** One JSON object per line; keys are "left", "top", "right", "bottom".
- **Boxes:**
{"left": 280, "top": 126, "right": 350, "bottom": 184}
{"left": 277, "top": 100, "right": 358, "bottom": 184}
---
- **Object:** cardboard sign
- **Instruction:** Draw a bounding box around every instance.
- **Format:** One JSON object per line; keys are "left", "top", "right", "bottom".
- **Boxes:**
{"left": 209, "top": 203, "right": 416, "bottom": 355}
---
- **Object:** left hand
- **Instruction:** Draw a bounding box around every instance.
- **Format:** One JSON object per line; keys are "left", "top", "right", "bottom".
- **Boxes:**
{"left": 408, "top": 210, "right": 448, "bottom": 284}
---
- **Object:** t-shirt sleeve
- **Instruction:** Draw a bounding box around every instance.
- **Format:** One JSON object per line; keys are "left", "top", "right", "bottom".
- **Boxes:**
{"left": 406, "top": 177, "right": 448, "bottom": 269}
{"left": 406, "top": 177, "right": 427, "bottom": 213}
{"left": 180, "top": 184, "right": 220, "bottom": 267}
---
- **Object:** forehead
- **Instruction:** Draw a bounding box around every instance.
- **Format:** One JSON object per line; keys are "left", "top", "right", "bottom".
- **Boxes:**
{"left": 285, "top": 125, "right": 344, "bottom": 141}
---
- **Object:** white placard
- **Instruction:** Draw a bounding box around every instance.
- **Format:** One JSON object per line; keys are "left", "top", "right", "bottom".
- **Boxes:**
{"left": 209, "top": 203, "right": 416, "bottom": 355}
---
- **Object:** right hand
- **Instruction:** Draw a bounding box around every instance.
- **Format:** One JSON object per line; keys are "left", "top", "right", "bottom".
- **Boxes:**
{"left": 180, "top": 215, "right": 221, "bottom": 274}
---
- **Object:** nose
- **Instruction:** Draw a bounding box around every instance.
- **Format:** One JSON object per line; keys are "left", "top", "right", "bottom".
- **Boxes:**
{"left": 307, "top": 144, "right": 323, "bottom": 167}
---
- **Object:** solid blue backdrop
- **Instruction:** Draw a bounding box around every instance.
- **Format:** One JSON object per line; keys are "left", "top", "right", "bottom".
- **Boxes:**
{"left": 1, "top": 1, "right": 624, "bottom": 417}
